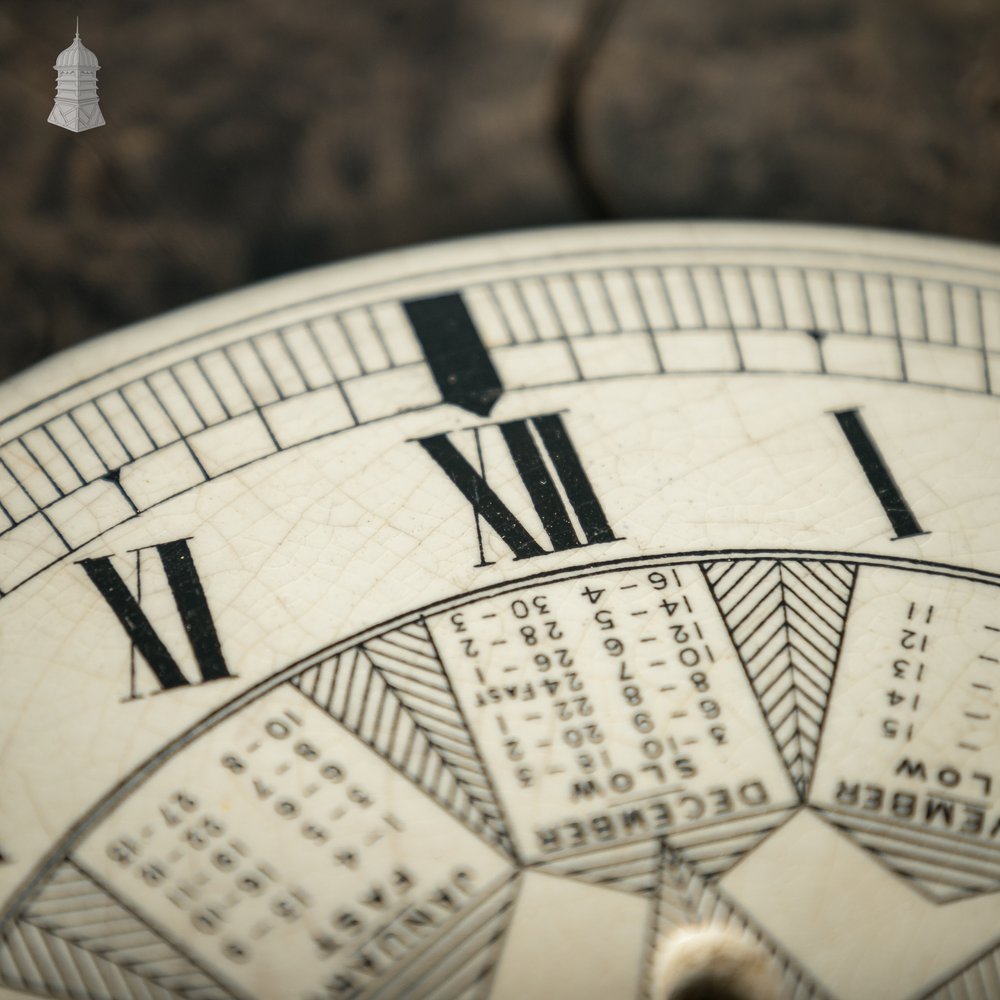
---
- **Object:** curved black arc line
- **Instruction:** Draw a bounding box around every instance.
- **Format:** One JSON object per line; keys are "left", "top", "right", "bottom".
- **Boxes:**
{"left": 2, "top": 364, "right": 996, "bottom": 604}
{"left": 2, "top": 545, "right": 998, "bottom": 934}
{"left": 6, "top": 236, "right": 1000, "bottom": 428}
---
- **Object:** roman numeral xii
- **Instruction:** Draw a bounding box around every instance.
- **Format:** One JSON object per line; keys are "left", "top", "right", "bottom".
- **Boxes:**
{"left": 418, "top": 413, "right": 618, "bottom": 563}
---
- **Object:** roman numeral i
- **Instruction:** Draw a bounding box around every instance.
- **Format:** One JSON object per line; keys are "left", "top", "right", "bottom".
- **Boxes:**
{"left": 418, "top": 413, "right": 619, "bottom": 563}
{"left": 833, "top": 408, "right": 928, "bottom": 540}
{"left": 79, "top": 538, "right": 231, "bottom": 695}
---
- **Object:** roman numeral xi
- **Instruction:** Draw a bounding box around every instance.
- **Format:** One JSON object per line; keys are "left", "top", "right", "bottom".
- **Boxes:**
{"left": 419, "top": 413, "right": 619, "bottom": 563}
{"left": 79, "top": 538, "right": 231, "bottom": 694}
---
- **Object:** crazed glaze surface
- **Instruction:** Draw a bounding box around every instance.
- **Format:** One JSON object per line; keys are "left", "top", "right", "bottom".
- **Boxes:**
{"left": 0, "top": 224, "right": 998, "bottom": 1000}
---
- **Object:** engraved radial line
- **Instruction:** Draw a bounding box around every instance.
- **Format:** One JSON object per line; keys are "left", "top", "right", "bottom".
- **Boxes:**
{"left": 17, "top": 438, "right": 64, "bottom": 498}
{"left": 64, "top": 410, "right": 111, "bottom": 475}
{"left": 167, "top": 368, "right": 208, "bottom": 430}
{"left": 404, "top": 293, "right": 504, "bottom": 417}
{"left": 193, "top": 354, "right": 232, "bottom": 420}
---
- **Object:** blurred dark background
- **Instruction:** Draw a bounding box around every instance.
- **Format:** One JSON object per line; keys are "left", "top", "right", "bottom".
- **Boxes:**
{"left": 2, "top": 0, "right": 1000, "bottom": 382}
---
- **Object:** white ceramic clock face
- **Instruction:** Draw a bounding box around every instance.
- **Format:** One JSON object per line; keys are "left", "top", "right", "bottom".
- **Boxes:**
{"left": 0, "top": 223, "right": 998, "bottom": 1000}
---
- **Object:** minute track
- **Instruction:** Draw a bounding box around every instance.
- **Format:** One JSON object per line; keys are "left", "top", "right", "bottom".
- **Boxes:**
{"left": 0, "top": 236, "right": 999, "bottom": 597}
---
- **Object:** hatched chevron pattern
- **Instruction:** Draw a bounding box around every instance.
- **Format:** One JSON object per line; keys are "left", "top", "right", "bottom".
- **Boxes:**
{"left": 367, "top": 873, "right": 519, "bottom": 1000}
{"left": 534, "top": 839, "right": 662, "bottom": 895}
{"left": 819, "top": 808, "right": 1000, "bottom": 904}
{"left": 665, "top": 807, "right": 795, "bottom": 881}
{"left": 0, "top": 859, "right": 240, "bottom": 1000}
{"left": 648, "top": 843, "right": 831, "bottom": 1000}
{"left": 291, "top": 619, "right": 512, "bottom": 854}
{"left": 702, "top": 558, "right": 857, "bottom": 799}
{"left": 533, "top": 807, "right": 793, "bottom": 893}
{"left": 921, "top": 937, "right": 1000, "bottom": 999}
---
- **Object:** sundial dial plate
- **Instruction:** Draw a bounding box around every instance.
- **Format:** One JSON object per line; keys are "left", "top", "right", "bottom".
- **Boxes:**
{"left": 0, "top": 222, "right": 998, "bottom": 1000}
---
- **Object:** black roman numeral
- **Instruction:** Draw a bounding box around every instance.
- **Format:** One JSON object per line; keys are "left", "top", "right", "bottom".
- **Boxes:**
{"left": 79, "top": 538, "right": 232, "bottom": 694}
{"left": 833, "top": 408, "right": 927, "bottom": 540}
{"left": 419, "top": 413, "right": 618, "bottom": 562}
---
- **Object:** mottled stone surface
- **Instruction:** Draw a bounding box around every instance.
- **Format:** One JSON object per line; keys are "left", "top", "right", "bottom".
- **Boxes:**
{"left": 2, "top": 0, "right": 999, "bottom": 381}
{"left": 583, "top": 0, "right": 1000, "bottom": 231}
